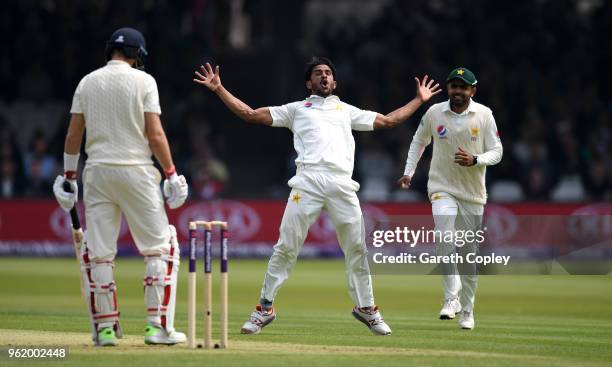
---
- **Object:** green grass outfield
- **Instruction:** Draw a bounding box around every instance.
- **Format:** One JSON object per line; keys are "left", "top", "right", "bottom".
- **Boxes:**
{"left": 0, "top": 258, "right": 611, "bottom": 367}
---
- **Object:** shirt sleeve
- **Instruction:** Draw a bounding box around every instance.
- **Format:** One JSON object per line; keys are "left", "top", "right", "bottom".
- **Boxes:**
{"left": 403, "top": 140, "right": 427, "bottom": 177}
{"left": 269, "top": 102, "right": 298, "bottom": 128}
{"left": 70, "top": 78, "right": 85, "bottom": 114}
{"left": 403, "top": 111, "right": 432, "bottom": 176}
{"left": 412, "top": 110, "right": 433, "bottom": 145}
{"left": 476, "top": 110, "right": 503, "bottom": 166}
{"left": 346, "top": 103, "right": 376, "bottom": 131}
{"left": 143, "top": 75, "right": 162, "bottom": 115}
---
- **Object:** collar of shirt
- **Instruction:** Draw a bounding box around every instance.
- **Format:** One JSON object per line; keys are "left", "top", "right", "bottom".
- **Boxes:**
{"left": 307, "top": 94, "right": 340, "bottom": 103}
{"left": 443, "top": 99, "right": 476, "bottom": 116}
{"left": 106, "top": 60, "right": 131, "bottom": 67}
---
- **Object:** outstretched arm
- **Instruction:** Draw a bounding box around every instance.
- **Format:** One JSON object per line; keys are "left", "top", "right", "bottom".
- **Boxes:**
{"left": 193, "top": 63, "right": 273, "bottom": 126}
{"left": 374, "top": 75, "right": 441, "bottom": 130}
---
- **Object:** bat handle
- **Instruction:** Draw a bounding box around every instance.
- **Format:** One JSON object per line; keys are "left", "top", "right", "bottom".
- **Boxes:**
{"left": 62, "top": 180, "right": 73, "bottom": 193}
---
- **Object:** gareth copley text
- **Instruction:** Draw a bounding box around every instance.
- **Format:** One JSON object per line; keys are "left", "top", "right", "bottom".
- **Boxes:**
{"left": 372, "top": 252, "right": 511, "bottom": 266}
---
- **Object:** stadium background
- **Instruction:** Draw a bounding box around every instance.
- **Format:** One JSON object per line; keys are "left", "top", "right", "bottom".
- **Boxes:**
{"left": 0, "top": 0, "right": 610, "bottom": 255}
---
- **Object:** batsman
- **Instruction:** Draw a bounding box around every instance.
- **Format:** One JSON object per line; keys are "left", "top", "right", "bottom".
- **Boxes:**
{"left": 52, "top": 28, "right": 189, "bottom": 346}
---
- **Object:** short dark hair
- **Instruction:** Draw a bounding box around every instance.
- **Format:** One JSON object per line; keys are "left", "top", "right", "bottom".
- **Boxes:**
{"left": 304, "top": 56, "right": 337, "bottom": 81}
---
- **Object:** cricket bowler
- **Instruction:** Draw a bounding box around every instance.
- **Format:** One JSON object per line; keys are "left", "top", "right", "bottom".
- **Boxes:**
{"left": 194, "top": 56, "right": 441, "bottom": 335}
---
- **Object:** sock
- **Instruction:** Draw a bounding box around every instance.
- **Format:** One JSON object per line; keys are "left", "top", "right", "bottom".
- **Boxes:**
{"left": 259, "top": 298, "right": 273, "bottom": 311}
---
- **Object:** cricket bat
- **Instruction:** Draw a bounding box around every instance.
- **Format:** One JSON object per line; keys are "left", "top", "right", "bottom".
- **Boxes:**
{"left": 62, "top": 181, "right": 98, "bottom": 343}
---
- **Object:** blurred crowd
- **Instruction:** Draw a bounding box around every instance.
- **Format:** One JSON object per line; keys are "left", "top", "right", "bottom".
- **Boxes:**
{"left": 1, "top": 0, "right": 610, "bottom": 202}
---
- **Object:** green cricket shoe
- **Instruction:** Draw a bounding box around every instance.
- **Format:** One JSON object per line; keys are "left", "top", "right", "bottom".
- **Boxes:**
{"left": 97, "top": 327, "right": 117, "bottom": 347}
{"left": 144, "top": 325, "right": 186, "bottom": 345}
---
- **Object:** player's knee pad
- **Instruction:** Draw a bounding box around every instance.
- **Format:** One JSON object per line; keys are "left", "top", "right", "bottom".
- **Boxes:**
{"left": 144, "top": 225, "right": 180, "bottom": 332}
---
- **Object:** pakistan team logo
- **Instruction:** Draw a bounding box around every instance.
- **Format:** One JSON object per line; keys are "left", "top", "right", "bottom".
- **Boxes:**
{"left": 470, "top": 126, "right": 479, "bottom": 141}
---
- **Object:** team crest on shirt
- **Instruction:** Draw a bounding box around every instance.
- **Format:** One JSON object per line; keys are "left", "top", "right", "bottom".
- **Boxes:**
{"left": 470, "top": 126, "right": 479, "bottom": 141}
{"left": 291, "top": 192, "right": 302, "bottom": 203}
{"left": 436, "top": 125, "right": 448, "bottom": 139}
{"left": 304, "top": 102, "right": 313, "bottom": 108}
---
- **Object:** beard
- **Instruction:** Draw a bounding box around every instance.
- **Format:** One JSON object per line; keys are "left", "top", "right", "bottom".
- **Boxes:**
{"left": 315, "top": 88, "right": 332, "bottom": 97}
{"left": 312, "top": 79, "right": 333, "bottom": 97}
{"left": 450, "top": 94, "right": 468, "bottom": 108}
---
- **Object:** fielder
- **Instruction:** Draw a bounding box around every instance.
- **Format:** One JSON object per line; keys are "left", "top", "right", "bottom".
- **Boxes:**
{"left": 398, "top": 67, "right": 503, "bottom": 329}
{"left": 193, "top": 57, "right": 441, "bottom": 335}
{"left": 52, "top": 28, "right": 189, "bottom": 346}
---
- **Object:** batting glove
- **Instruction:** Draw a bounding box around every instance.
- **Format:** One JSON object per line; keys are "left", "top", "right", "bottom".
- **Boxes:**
{"left": 53, "top": 175, "right": 78, "bottom": 212}
{"left": 163, "top": 172, "right": 188, "bottom": 209}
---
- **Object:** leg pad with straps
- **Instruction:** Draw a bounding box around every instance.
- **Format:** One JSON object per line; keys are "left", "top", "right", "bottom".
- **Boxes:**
{"left": 144, "top": 225, "right": 181, "bottom": 333}
{"left": 81, "top": 245, "right": 123, "bottom": 345}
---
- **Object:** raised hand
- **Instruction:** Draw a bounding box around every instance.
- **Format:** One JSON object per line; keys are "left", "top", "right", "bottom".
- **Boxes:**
{"left": 193, "top": 63, "right": 222, "bottom": 92}
{"left": 415, "top": 75, "right": 442, "bottom": 103}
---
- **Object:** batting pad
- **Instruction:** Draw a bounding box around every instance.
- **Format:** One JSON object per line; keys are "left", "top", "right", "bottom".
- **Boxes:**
{"left": 87, "top": 258, "right": 123, "bottom": 342}
{"left": 144, "top": 225, "right": 181, "bottom": 332}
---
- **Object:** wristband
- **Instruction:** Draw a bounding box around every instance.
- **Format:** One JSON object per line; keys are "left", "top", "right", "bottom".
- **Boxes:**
{"left": 65, "top": 171, "right": 77, "bottom": 180}
{"left": 64, "top": 153, "right": 80, "bottom": 179}
{"left": 164, "top": 166, "right": 176, "bottom": 178}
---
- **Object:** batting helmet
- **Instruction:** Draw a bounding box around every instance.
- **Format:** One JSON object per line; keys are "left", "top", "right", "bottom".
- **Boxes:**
{"left": 104, "top": 27, "right": 148, "bottom": 70}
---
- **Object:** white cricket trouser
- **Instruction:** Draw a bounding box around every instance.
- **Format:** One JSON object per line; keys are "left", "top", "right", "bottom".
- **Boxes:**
{"left": 260, "top": 168, "right": 375, "bottom": 308}
{"left": 431, "top": 192, "right": 483, "bottom": 311}
{"left": 83, "top": 164, "right": 170, "bottom": 261}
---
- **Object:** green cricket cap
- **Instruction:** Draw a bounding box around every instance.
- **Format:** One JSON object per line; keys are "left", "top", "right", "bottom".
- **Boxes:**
{"left": 446, "top": 67, "right": 477, "bottom": 85}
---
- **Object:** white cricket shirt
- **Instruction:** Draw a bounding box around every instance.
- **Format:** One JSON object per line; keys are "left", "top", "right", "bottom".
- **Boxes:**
{"left": 269, "top": 95, "right": 376, "bottom": 176}
{"left": 70, "top": 60, "right": 162, "bottom": 165}
{"left": 404, "top": 99, "right": 502, "bottom": 204}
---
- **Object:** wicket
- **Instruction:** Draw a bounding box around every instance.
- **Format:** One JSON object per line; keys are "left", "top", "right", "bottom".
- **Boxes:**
{"left": 187, "top": 220, "right": 229, "bottom": 349}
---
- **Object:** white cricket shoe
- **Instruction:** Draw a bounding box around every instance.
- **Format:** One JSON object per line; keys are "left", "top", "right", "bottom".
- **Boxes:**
{"left": 458, "top": 310, "right": 475, "bottom": 330}
{"left": 144, "top": 325, "right": 186, "bottom": 345}
{"left": 439, "top": 298, "right": 462, "bottom": 320}
{"left": 351, "top": 305, "right": 392, "bottom": 336}
{"left": 240, "top": 304, "right": 276, "bottom": 334}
